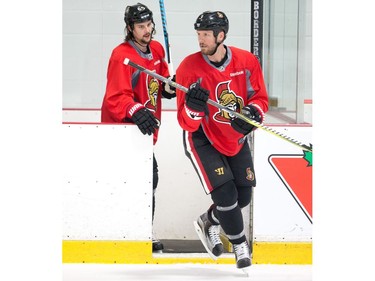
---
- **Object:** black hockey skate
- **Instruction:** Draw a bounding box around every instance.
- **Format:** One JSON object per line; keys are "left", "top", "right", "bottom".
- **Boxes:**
{"left": 233, "top": 241, "right": 252, "bottom": 272}
{"left": 193, "top": 212, "right": 224, "bottom": 260}
{"left": 152, "top": 236, "right": 164, "bottom": 252}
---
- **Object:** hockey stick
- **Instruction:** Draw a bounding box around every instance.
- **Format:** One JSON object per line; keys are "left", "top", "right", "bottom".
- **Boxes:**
{"left": 159, "top": 0, "right": 174, "bottom": 75}
{"left": 124, "top": 58, "right": 313, "bottom": 152}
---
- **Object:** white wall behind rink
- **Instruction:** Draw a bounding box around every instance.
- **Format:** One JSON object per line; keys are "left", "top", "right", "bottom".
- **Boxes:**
{"left": 62, "top": 109, "right": 312, "bottom": 242}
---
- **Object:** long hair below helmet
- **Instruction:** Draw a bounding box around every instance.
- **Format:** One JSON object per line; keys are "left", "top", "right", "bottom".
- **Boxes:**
{"left": 124, "top": 3, "right": 155, "bottom": 41}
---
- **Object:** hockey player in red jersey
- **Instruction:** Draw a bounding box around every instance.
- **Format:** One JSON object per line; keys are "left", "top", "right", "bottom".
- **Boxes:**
{"left": 176, "top": 11, "right": 268, "bottom": 270}
{"left": 101, "top": 3, "right": 175, "bottom": 252}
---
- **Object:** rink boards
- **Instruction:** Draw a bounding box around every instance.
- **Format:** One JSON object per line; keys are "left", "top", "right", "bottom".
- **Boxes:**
{"left": 62, "top": 110, "right": 312, "bottom": 264}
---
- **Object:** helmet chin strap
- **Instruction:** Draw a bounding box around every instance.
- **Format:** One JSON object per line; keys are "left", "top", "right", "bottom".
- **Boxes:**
{"left": 208, "top": 37, "right": 223, "bottom": 56}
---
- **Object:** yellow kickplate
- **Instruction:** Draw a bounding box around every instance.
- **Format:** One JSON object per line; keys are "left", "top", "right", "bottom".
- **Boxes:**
{"left": 62, "top": 241, "right": 152, "bottom": 264}
{"left": 252, "top": 242, "right": 312, "bottom": 264}
{"left": 62, "top": 240, "right": 312, "bottom": 264}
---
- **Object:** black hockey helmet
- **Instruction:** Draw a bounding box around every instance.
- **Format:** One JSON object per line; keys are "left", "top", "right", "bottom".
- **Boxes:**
{"left": 124, "top": 3, "right": 153, "bottom": 26}
{"left": 194, "top": 11, "right": 229, "bottom": 36}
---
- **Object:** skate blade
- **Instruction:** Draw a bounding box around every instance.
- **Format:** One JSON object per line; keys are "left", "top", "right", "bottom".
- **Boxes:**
{"left": 241, "top": 266, "right": 250, "bottom": 276}
{"left": 193, "top": 221, "right": 218, "bottom": 261}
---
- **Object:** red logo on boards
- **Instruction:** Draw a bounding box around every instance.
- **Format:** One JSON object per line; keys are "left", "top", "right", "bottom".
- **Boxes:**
{"left": 268, "top": 154, "right": 312, "bottom": 223}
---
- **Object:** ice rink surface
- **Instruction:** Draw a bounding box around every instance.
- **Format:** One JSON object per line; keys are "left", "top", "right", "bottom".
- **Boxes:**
{"left": 63, "top": 263, "right": 312, "bottom": 281}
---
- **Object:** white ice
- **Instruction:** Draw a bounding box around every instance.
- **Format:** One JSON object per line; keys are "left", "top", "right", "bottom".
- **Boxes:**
{"left": 63, "top": 263, "right": 312, "bottom": 281}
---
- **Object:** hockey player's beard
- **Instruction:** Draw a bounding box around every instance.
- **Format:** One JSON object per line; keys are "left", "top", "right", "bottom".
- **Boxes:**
{"left": 200, "top": 44, "right": 217, "bottom": 56}
{"left": 140, "top": 33, "right": 152, "bottom": 44}
{"left": 200, "top": 40, "right": 221, "bottom": 56}
{"left": 134, "top": 33, "right": 152, "bottom": 49}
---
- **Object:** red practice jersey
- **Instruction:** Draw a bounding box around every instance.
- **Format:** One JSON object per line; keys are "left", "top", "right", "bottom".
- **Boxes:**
{"left": 176, "top": 46, "right": 269, "bottom": 156}
{"left": 101, "top": 40, "right": 170, "bottom": 145}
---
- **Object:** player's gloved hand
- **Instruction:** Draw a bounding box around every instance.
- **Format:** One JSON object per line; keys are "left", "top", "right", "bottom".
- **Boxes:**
{"left": 161, "top": 75, "right": 176, "bottom": 99}
{"left": 131, "top": 107, "right": 159, "bottom": 135}
{"left": 185, "top": 79, "right": 209, "bottom": 117}
{"left": 231, "top": 105, "right": 264, "bottom": 135}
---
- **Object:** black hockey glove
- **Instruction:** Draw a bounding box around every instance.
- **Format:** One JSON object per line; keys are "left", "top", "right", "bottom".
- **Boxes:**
{"left": 231, "top": 105, "right": 263, "bottom": 135}
{"left": 131, "top": 107, "right": 159, "bottom": 136}
{"left": 185, "top": 80, "right": 209, "bottom": 115}
{"left": 161, "top": 75, "right": 176, "bottom": 99}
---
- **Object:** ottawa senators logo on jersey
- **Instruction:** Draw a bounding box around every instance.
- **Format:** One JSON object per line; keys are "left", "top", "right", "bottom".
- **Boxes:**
{"left": 246, "top": 167, "right": 255, "bottom": 181}
{"left": 213, "top": 80, "right": 244, "bottom": 124}
{"left": 144, "top": 75, "right": 158, "bottom": 113}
